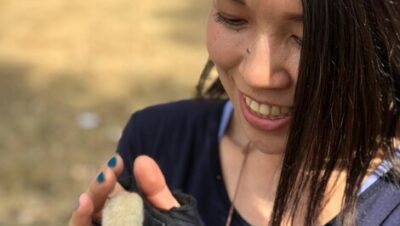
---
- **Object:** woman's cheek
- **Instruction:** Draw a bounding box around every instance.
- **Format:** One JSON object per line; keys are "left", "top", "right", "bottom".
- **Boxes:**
{"left": 206, "top": 17, "right": 243, "bottom": 70}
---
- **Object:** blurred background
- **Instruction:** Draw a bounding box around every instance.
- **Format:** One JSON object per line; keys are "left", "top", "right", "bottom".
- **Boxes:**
{"left": 0, "top": 0, "right": 210, "bottom": 225}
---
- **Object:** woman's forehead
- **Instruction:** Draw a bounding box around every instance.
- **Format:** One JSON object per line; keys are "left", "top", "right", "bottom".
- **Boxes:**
{"left": 216, "top": 0, "right": 303, "bottom": 17}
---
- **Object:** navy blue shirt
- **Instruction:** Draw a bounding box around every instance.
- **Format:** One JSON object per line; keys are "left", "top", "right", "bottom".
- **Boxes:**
{"left": 117, "top": 99, "right": 400, "bottom": 226}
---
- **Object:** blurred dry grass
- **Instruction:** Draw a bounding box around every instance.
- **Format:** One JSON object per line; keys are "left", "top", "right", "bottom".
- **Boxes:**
{"left": 0, "top": 0, "right": 210, "bottom": 225}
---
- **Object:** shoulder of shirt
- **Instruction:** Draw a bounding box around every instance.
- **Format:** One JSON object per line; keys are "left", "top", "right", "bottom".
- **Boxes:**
{"left": 116, "top": 98, "right": 228, "bottom": 190}
{"left": 132, "top": 98, "right": 227, "bottom": 124}
{"left": 121, "top": 98, "right": 229, "bottom": 142}
{"left": 118, "top": 98, "right": 227, "bottom": 161}
{"left": 354, "top": 170, "right": 400, "bottom": 225}
{"left": 326, "top": 171, "right": 400, "bottom": 226}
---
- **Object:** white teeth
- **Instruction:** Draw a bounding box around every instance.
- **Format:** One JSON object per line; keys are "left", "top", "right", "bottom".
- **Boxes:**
{"left": 244, "top": 96, "right": 291, "bottom": 117}
{"left": 281, "top": 107, "right": 290, "bottom": 114}
{"left": 259, "top": 104, "right": 270, "bottom": 115}
{"left": 245, "top": 96, "right": 252, "bottom": 106}
{"left": 250, "top": 101, "right": 259, "bottom": 112}
{"left": 271, "top": 106, "right": 280, "bottom": 116}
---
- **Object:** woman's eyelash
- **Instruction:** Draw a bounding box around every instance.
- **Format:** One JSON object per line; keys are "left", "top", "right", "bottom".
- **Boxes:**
{"left": 292, "top": 35, "right": 303, "bottom": 47}
{"left": 214, "top": 12, "right": 302, "bottom": 46}
{"left": 214, "top": 12, "right": 247, "bottom": 27}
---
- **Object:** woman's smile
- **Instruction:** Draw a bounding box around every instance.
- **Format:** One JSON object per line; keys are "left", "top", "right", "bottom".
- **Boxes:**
{"left": 243, "top": 95, "right": 292, "bottom": 118}
{"left": 240, "top": 92, "right": 292, "bottom": 131}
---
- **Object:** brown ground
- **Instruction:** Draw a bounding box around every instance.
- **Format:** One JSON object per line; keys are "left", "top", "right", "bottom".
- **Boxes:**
{"left": 0, "top": 0, "right": 210, "bottom": 225}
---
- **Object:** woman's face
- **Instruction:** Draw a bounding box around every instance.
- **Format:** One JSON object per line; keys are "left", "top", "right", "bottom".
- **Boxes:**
{"left": 207, "top": 0, "right": 303, "bottom": 154}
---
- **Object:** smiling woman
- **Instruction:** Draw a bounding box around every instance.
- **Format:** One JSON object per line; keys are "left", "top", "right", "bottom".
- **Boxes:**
{"left": 207, "top": 0, "right": 303, "bottom": 156}
{"left": 69, "top": 0, "right": 400, "bottom": 225}
{"left": 199, "top": 0, "right": 400, "bottom": 225}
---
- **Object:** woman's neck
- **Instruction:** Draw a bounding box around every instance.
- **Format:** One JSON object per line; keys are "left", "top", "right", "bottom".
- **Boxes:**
{"left": 220, "top": 134, "right": 282, "bottom": 225}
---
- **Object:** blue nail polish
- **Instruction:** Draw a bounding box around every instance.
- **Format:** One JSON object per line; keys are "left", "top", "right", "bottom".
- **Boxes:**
{"left": 96, "top": 171, "right": 105, "bottom": 183}
{"left": 107, "top": 156, "right": 117, "bottom": 168}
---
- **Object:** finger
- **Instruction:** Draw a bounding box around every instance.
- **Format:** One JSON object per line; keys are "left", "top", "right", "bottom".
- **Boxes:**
{"left": 133, "top": 155, "right": 180, "bottom": 210}
{"left": 87, "top": 154, "right": 124, "bottom": 214}
{"left": 109, "top": 181, "right": 125, "bottom": 198}
{"left": 68, "top": 193, "right": 94, "bottom": 226}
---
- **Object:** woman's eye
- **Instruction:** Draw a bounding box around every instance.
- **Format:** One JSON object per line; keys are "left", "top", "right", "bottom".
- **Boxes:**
{"left": 214, "top": 12, "right": 247, "bottom": 28}
{"left": 291, "top": 35, "right": 303, "bottom": 47}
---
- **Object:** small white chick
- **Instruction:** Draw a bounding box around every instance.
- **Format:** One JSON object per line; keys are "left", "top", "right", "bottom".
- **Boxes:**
{"left": 102, "top": 191, "right": 144, "bottom": 226}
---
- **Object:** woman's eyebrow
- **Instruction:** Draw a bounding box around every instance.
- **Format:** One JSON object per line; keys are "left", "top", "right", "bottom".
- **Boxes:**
{"left": 230, "top": 0, "right": 246, "bottom": 6}
{"left": 285, "top": 13, "right": 303, "bottom": 22}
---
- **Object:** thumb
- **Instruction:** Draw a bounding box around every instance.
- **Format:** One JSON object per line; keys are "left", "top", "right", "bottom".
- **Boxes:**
{"left": 133, "top": 155, "right": 180, "bottom": 210}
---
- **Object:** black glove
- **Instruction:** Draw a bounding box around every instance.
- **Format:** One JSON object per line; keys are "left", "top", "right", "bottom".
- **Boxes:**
{"left": 143, "top": 192, "right": 204, "bottom": 226}
{"left": 116, "top": 176, "right": 204, "bottom": 226}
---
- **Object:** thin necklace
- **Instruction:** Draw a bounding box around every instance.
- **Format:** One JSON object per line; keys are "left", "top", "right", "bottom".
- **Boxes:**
{"left": 225, "top": 142, "right": 252, "bottom": 226}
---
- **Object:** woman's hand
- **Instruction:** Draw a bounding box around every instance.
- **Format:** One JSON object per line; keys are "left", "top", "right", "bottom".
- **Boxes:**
{"left": 133, "top": 155, "right": 180, "bottom": 209}
{"left": 68, "top": 154, "right": 179, "bottom": 226}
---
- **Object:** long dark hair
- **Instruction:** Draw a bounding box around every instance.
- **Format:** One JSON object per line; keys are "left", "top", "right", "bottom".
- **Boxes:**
{"left": 196, "top": 0, "right": 400, "bottom": 225}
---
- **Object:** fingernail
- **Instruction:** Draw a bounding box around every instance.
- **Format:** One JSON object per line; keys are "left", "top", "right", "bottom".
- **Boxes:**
{"left": 96, "top": 171, "right": 105, "bottom": 183}
{"left": 107, "top": 156, "right": 117, "bottom": 168}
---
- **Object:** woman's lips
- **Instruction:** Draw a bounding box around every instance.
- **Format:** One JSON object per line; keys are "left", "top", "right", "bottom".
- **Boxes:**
{"left": 240, "top": 94, "right": 292, "bottom": 132}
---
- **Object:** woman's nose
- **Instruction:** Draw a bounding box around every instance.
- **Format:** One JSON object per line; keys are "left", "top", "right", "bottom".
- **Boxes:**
{"left": 239, "top": 35, "right": 291, "bottom": 89}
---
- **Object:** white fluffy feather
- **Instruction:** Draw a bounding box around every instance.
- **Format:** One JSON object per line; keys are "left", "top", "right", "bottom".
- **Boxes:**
{"left": 102, "top": 191, "right": 144, "bottom": 226}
